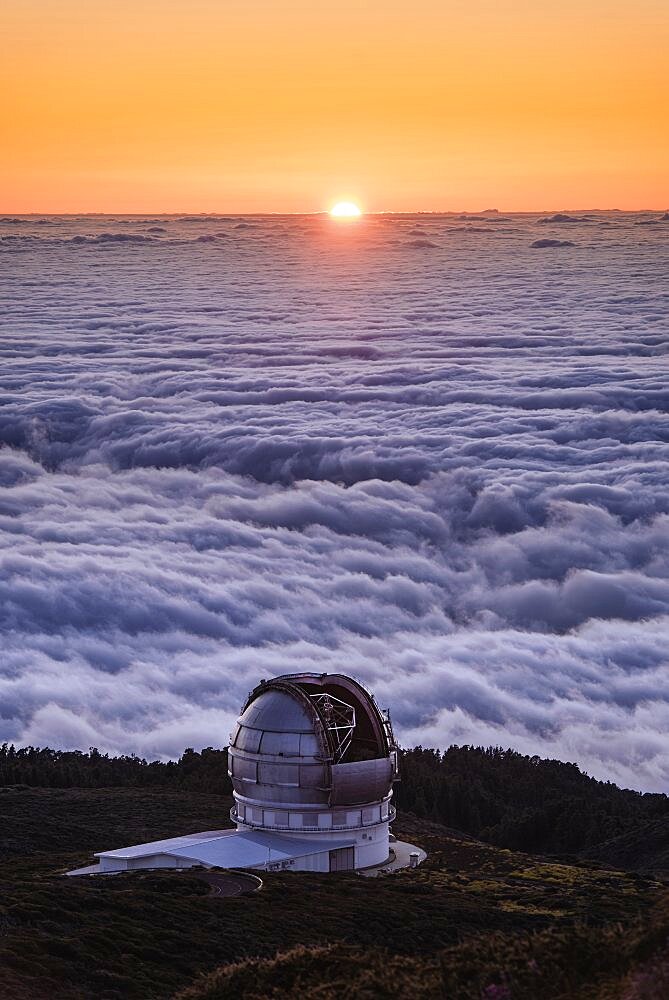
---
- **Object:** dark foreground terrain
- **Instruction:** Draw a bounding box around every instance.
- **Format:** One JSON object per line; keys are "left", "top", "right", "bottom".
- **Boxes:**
{"left": 1, "top": 747, "right": 668, "bottom": 999}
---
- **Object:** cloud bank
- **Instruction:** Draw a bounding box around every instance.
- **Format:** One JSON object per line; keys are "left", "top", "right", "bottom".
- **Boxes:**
{"left": 1, "top": 212, "right": 667, "bottom": 790}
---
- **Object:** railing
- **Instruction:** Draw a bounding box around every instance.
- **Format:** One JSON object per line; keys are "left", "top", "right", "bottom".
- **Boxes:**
{"left": 230, "top": 803, "right": 396, "bottom": 833}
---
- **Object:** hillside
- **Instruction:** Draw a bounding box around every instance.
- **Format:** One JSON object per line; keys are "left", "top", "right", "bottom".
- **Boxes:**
{"left": 397, "top": 745, "right": 669, "bottom": 858}
{"left": 175, "top": 905, "right": 669, "bottom": 1000}
{"left": 1, "top": 748, "right": 668, "bottom": 999}
{"left": 3, "top": 742, "right": 668, "bottom": 862}
{"left": 581, "top": 818, "right": 669, "bottom": 878}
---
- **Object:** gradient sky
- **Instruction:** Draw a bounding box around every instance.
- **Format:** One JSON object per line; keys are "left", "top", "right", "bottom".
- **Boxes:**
{"left": 2, "top": 0, "right": 668, "bottom": 212}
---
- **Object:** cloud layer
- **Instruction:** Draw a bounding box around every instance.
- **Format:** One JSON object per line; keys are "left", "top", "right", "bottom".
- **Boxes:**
{"left": 1, "top": 211, "right": 667, "bottom": 790}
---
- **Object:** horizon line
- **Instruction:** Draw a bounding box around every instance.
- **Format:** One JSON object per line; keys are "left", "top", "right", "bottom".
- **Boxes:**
{"left": 2, "top": 207, "right": 667, "bottom": 217}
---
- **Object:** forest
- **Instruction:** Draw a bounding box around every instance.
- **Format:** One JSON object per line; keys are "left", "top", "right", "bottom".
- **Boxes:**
{"left": 2, "top": 741, "right": 667, "bottom": 857}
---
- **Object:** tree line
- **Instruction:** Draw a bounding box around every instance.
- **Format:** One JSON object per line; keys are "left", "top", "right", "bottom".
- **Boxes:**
{"left": 0, "top": 744, "right": 232, "bottom": 793}
{"left": 395, "top": 745, "right": 669, "bottom": 853}
{"left": 2, "top": 741, "right": 666, "bottom": 855}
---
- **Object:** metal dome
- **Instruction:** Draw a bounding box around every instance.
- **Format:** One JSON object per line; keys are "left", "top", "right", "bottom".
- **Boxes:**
{"left": 228, "top": 673, "right": 398, "bottom": 811}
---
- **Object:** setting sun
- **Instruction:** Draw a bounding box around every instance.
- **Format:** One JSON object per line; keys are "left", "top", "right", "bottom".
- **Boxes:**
{"left": 330, "top": 201, "right": 362, "bottom": 218}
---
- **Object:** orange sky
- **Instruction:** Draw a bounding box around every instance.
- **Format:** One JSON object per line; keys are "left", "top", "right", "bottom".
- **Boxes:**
{"left": 2, "top": 0, "right": 668, "bottom": 213}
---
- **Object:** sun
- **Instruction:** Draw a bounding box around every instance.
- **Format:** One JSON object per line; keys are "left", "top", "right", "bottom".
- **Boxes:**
{"left": 330, "top": 201, "right": 362, "bottom": 219}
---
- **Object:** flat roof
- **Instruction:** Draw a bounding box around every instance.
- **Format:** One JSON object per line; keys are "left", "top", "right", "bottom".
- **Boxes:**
{"left": 95, "top": 829, "right": 236, "bottom": 860}
{"left": 96, "top": 829, "right": 355, "bottom": 869}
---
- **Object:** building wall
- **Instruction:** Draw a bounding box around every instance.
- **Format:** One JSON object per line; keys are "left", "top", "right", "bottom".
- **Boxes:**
{"left": 266, "top": 851, "right": 331, "bottom": 873}
{"left": 234, "top": 795, "right": 393, "bottom": 832}
{"left": 97, "top": 834, "right": 390, "bottom": 874}
{"left": 234, "top": 820, "right": 391, "bottom": 870}
{"left": 283, "top": 834, "right": 389, "bottom": 872}
{"left": 354, "top": 833, "right": 390, "bottom": 869}
{"left": 99, "top": 852, "right": 181, "bottom": 873}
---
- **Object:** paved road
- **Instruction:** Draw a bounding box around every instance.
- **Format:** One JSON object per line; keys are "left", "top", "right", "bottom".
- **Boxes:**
{"left": 195, "top": 870, "right": 262, "bottom": 897}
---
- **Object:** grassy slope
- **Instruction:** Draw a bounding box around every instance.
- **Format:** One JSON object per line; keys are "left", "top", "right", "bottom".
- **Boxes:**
{"left": 174, "top": 911, "right": 669, "bottom": 1000}
{"left": 0, "top": 787, "right": 667, "bottom": 1000}
{"left": 581, "top": 818, "right": 669, "bottom": 877}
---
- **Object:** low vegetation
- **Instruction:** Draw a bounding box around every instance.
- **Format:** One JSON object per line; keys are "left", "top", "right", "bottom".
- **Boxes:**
{"left": 0, "top": 746, "right": 667, "bottom": 999}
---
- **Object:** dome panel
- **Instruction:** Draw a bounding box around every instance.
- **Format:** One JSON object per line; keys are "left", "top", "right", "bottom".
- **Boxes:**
{"left": 299, "top": 733, "right": 319, "bottom": 756}
{"left": 299, "top": 765, "right": 327, "bottom": 788}
{"left": 330, "top": 758, "right": 394, "bottom": 805}
{"left": 234, "top": 726, "right": 262, "bottom": 753}
{"left": 239, "top": 689, "right": 315, "bottom": 734}
{"left": 259, "top": 730, "right": 302, "bottom": 756}
{"left": 232, "top": 756, "right": 258, "bottom": 781}
{"left": 257, "top": 761, "right": 299, "bottom": 785}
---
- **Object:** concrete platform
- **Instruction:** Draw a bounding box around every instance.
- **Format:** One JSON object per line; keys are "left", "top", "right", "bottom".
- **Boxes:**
{"left": 358, "top": 840, "right": 427, "bottom": 877}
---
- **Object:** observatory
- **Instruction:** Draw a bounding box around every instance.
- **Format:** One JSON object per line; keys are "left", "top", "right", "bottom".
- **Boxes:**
{"left": 69, "top": 673, "right": 406, "bottom": 876}
{"left": 228, "top": 672, "right": 399, "bottom": 870}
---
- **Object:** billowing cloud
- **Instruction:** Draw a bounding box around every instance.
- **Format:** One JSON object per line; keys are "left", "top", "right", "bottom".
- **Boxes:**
{"left": 1, "top": 212, "right": 667, "bottom": 790}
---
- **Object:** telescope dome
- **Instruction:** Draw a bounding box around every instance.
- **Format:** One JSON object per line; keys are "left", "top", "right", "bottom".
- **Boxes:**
{"left": 229, "top": 672, "right": 399, "bottom": 824}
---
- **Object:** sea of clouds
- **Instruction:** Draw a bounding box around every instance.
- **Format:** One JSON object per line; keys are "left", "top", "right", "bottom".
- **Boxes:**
{"left": 1, "top": 210, "right": 667, "bottom": 790}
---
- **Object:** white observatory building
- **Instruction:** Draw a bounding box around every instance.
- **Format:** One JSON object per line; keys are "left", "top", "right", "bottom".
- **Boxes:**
{"left": 69, "top": 672, "right": 403, "bottom": 876}
{"left": 228, "top": 672, "right": 399, "bottom": 871}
